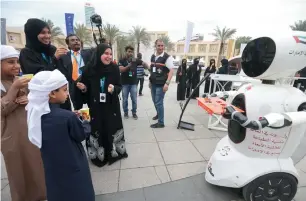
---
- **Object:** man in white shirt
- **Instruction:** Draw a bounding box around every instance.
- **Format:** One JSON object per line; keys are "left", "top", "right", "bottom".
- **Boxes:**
{"left": 149, "top": 39, "right": 174, "bottom": 128}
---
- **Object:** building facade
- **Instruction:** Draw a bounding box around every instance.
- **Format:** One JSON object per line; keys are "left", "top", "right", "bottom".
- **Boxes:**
{"left": 169, "top": 39, "right": 236, "bottom": 66}
{"left": 84, "top": 2, "right": 96, "bottom": 27}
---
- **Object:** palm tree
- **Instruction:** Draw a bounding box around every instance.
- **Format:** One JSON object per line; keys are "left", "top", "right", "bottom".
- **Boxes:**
{"left": 235, "top": 36, "right": 252, "bottom": 54}
{"left": 212, "top": 26, "right": 237, "bottom": 64}
{"left": 41, "top": 18, "right": 64, "bottom": 45}
{"left": 116, "top": 35, "right": 129, "bottom": 59}
{"left": 158, "top": 35, "right": 174, "bottom": 51}
{"left": 116, "top": 35, "right": 136, "bottom": 59}
{"left": 103, "top": 23, "right": 120, "bottom": 48}
{"left": 74, "top": 23, "right": 92, "bottom": 48}
{"left": 129, "top": 26, "right": 151, "bottom": 53}
{"left": 290, "top": 20, "right": 306, "bottom": 31}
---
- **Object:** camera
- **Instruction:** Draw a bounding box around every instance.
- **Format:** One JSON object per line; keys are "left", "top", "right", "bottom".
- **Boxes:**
{"left": 129, "top": 57, "right": 142, "bottom": 71}
{"left": 241, "top": 31, "right": 306, "bottom": 80}
{"left": 90, "top": 14, "right": 106, "bottom": 46}
{"left": 90, "top": 14, "right": 102, "bottom": 26}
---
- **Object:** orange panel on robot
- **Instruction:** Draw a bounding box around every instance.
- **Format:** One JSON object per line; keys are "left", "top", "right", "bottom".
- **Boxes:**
{"left": 197, "top": 97, "right": 244, "bottom": 115}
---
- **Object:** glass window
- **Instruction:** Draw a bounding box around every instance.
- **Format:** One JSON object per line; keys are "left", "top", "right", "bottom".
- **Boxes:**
{"left": 209, "top": 44, "right": 218, "bottom": 53}
{"left": 198, "top": 44, "right": 207, "bottom": 52}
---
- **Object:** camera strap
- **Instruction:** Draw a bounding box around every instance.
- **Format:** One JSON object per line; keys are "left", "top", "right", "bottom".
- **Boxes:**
{"left": 41, "top": 53, "right": 52, "bottom": 64}
{"left": 100, "top": 77, "right": 105, "bottom": 93}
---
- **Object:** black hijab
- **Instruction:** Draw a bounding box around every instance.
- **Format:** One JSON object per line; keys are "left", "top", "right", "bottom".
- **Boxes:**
{"left": 193, "top": 58, "right": 200, "bottom": 66}
{"left": 85, "top": 43, "right": 114, "bottom": 77}
{"left": 209, "top": 59, "right": 216, "bottom": 68}
{"left": 24, "top": 18, "right": 54, "bottom": 56}
{"left": 181, "top": 59, "right": 187, "bottom": 70}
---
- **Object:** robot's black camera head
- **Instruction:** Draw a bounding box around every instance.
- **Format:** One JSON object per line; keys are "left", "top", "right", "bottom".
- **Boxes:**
{"left": 241, "top": 31, "right": 306, "bottom": 80}
{"left": 90, "top": 14, "right": 102, "bottom": 25}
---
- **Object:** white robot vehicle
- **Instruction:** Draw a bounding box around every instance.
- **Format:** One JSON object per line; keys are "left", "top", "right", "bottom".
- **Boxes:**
{"left": 205, "top": 31, "right": 306, "bottom": 201}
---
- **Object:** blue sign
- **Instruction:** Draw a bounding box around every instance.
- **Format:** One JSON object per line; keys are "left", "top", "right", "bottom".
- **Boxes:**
{"left": 65, "top": 13, "right": 74, "bottom": 36}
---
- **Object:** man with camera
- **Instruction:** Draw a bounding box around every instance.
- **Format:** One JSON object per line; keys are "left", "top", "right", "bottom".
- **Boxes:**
{"left": 119, "top": 46, "right": 140, "bottom": 119}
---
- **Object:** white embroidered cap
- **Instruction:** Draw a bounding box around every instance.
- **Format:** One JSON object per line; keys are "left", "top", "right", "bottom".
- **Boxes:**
{"left": 0, "top": 45, "right": 19, "bottom": 61}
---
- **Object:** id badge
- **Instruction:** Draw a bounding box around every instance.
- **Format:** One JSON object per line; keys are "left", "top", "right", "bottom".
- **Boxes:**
{"left": 129, "top": 71, "right": 133, "bottom": 77}
{"left": 152, "top": 67, "right": 156, "bottom": 73}
{"left": 100, "top": 93, "right": 106, "bottom": 103}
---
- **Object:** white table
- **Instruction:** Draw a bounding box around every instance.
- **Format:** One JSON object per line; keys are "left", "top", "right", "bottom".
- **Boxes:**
{"left": 206, "top": 74, "right": 260, "bottom": 131}
{"left": 203, "top": 75, "right": 306, "bottom": 131}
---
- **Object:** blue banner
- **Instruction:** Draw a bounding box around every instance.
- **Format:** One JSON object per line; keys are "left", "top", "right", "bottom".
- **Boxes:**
{"left": 65, "top": 13, "right": 74, "bottom": 36}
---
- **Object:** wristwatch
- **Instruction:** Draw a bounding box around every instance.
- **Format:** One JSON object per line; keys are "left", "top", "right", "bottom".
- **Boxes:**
{"left": 166, "top": 80, "right": 170, "bottom": 85}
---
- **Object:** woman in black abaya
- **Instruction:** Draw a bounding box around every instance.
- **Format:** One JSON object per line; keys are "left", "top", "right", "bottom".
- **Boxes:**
{"left": 186, "top": 58, "right": 201, "bottom": 99}
{"left": 19, "top": 18, "right": 70, "bottom": 110}
{"left": 77, "top": 44, "right": 128, "bottom": 167}
{"left": 176, "top": 59, "right": 187, "bottom": 101}
{"left": 203, "top": 59, "right": 217, "bottom": 95}
{"left": 19, "top": 18, "right": 65, "bottom": 74}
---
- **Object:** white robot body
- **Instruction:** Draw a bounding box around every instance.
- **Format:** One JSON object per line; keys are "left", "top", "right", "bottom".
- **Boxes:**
{"left": 206, "top": 83, "right": 306, "bottom": 187}
{"left": 239, "top": 84, "right": 306, "bottom": 158}
{"left": 205, "top": 136, "right": 293, "bottom": 188}
{"left": 204, "top": 31, "right": 306, "bottom": 201}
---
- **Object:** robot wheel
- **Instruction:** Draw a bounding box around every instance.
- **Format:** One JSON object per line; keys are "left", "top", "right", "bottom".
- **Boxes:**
{"left": 242, "top": 172, "right": 297, "bottom": 201}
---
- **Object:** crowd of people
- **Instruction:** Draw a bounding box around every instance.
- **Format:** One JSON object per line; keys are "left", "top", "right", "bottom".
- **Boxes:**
{"left": 3, "top": 17, "right": 304, "bottom": 201}
{"left": 176, "top": 57, "right": 239, "bottom": 102}
{"left": 1, "top": 18, "right": 175, "bottom": 201}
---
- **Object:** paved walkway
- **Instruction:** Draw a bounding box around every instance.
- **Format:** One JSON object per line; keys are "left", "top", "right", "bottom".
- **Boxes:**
{"left": 1, "top": 79, "right": 306, "bottom": 200}
{"left": 95, "top": 174, "right": 306, "bottom": 201}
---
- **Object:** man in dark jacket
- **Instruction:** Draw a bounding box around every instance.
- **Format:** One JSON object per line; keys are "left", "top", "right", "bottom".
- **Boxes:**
{"left": 217, "top": 59, "right": 232, "bottom": 91}
{"left": 217, "top": 59, "right": 229, "bottom": 74}
{"left": 228, "top": 62, "right": 239, "bottom": 75}
{"left": 57, "top": 34, "right": 92, "bottom": 110}
{"left": 119, "top": 46, "right": 139, "bottom": 120}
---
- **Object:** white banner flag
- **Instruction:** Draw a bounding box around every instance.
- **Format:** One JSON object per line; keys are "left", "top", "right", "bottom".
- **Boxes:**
{"left": 184, "top": 21, "right": 194, "bottom": 54}
{"left": 239, "top": 43, "right": 247, "bottom": 56}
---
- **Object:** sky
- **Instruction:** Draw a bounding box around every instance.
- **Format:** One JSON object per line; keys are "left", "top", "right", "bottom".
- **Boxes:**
{"left": 1, "top": 0, "right": 306, "bottom": 41}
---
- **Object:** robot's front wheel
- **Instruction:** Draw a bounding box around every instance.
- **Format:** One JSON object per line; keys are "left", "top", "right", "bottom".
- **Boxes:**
{"left": 242, "top": 172, "right": 297, "bottom": 201}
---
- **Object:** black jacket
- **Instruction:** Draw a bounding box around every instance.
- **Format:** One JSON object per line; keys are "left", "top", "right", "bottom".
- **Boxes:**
{"left": 57, "top": 49, "right": 93, "bottom": 110}
{"left": 19, "top": 46, "right": 58, "bottom": 74}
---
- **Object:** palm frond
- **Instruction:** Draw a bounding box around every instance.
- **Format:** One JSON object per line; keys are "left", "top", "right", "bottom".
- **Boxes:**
{"left": 103, "top": 23, "right": 120, "bottom": 45}
{"left": 235, "top": 36, "right": 252, "bottom": 49}
{"left": 129, "top": 26, "right": 151, "bottom": 47}
{"left": 74, "top": 23, "right": 92, "bottom": 46}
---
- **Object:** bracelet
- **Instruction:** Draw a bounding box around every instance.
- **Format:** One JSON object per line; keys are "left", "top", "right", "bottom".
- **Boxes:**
{"left": 166, "top": 80, "right": 170, "bottom": 85}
